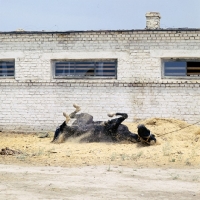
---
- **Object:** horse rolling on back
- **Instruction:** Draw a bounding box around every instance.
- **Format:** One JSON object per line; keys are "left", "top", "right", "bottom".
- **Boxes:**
{"left": 52, "top": 104, "right": 156, "bottom": 145}
{"left": 52, "top": 104, "right": 138, "bottom": 143}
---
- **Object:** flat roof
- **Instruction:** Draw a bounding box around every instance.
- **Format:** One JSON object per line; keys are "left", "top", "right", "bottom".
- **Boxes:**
{"left": 0, "top": 28, "right": 200, "bottom": 34}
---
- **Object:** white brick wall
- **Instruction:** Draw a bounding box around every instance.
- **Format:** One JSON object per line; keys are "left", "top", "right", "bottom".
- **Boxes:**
{"left": 0, "top": 30, "right": 200, "bottom": 132}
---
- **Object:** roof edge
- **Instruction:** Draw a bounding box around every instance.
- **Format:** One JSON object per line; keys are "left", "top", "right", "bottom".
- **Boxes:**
{"left": 0, "top": 28, "right": 200, "bottom": 34}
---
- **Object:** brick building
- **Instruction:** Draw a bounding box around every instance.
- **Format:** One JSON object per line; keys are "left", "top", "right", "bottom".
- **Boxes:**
{"left": 0, "top": 12, "right": 200, "bottom": 132}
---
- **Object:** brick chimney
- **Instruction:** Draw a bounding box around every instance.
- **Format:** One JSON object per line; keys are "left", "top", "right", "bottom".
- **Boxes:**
{"left": 145, "top": 12, "right": 161, "bottom": 29}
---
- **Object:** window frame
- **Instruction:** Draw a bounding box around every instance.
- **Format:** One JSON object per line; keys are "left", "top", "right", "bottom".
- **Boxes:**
{"left": 52, "top": 59, "right": 117, "bottom": 79}
{"left": 162, "top": 59, "right": 200, "bottom": 79}
{"left": 0, "top": 59, "right": 15, "bottom": 79}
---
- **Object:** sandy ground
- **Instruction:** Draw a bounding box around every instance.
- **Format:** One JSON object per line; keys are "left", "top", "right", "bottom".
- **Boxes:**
{"left": 0, "top": 118, "right": 200, "bottom": 199}
{"left": 0, "top": 164, "right": 199, "bottom": 200}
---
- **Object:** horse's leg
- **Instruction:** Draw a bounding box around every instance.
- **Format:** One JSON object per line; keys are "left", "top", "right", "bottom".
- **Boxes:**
{"left": 69, "top": 104, "right": 81, "bottom": 118}
{"left": 52, "top": 104, "right": 81, "bottom": 143}
{"left": 51, "top": 112, "right": 71, "bottom": 143}
{"left": 107, "top": 113, "right": 139, "bottom": 143}
{"left": 63, "top": 112, "right": 70, "bottom": 124}
{"left": 103, "top": 113, "right": 128, "bottom": 141}
{"left": 107, "top": 113, "right": 128, "bottom": 132}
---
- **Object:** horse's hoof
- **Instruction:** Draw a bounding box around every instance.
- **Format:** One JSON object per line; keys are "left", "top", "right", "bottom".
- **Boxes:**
{"left": 108, "top": 113, "right": 116, "bottom": 117}
{"left": 150, "top": 140, "right": 156, "bottom": 145}
{"left": 73, "top": 104, "right": 81, "bottom": 112}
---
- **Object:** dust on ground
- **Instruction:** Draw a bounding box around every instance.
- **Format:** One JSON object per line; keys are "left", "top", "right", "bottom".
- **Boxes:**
{"left": 0, "top": 118, "right": 200, "bottom": 199}
{"left": 0, "top": 117, "right": 200, "bottom": 168}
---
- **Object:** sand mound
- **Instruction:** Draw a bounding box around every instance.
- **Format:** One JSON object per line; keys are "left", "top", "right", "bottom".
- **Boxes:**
{"left": 0, "top": 118, "right": 200, "bottom": 168}
{"left": 125, "top": 117, "right": 200, "bottom": 142}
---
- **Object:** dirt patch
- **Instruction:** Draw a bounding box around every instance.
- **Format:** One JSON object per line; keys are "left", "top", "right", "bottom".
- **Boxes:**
{"left": 0, "top": 118, "right": 200, "bottom": 199}
{"left": 0, "top": 118, "right": 200, "bottom": 168}
{"left": 0, "top": 164, "right": 199, "bottom": 200}
{"left": 0, "top": 147, "right": 23, "bottom": 155}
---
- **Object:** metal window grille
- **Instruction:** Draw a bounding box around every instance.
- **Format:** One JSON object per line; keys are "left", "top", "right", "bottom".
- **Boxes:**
{"left": 0, "top": 61, "right": 15, "bottom": 77}
{"left": 164, "top": 60, "right": 200, "bottom": 77}
{"left": 164, "top": 61, "right": 186, "bottom": 76}
{"left": 54, "top": 60, "right": 117, "bottom": 78}
{"left": 187, "top": 62, "right": 200, "bottom": 76}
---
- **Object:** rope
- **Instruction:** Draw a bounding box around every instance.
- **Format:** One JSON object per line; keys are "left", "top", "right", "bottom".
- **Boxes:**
{"left": 138, "top": 135, "right": 151, "bottom": 145}
{"left": 157, "top": 120, "right": 200, "bottom": 137}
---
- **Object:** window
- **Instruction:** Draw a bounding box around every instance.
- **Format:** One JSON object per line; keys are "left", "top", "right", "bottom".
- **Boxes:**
{"left": 163, "top": 60, "right": 200, "bottom": 77}
{"left": 53, "top": 60, "right": 117, "bottom": 79}
{"left": 0, "top": 60, "right": 15, "bottom": 77}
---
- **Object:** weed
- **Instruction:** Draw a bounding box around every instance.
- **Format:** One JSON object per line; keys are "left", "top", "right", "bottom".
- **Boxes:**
{"left": 107, "top": 165, "right": 111, "bottom": 172}
{"left": 176, "top": 154, "right": 183, "bottom": 162}
{"left": 66, "top": 150, "right": 72, "bottom": 157}
{"left": 31, "top": 147, "right": 45, "bottom": 157}
{"left": 192, "top": 176, "right": 199, "bottom": 182}
{"left": 121, "top": 153, "right": 127, "bottom": 161}
{"left": 162, "top": 143, "right": 171, "bottom": 156}
{"left": 169, "top": 158, "right": 176, "bottom": 162}
{"left": 47, "top": 147, "right": 56, "bottom": 157}
{"left": 15, "top": 154, "right": 27, "bottom": 161}
{"left": 36, "top": 147, "right": 45, "bottom": 156}
{"left": 137, "top": 151, "right": 143, "bottom": 158}
{"left": 110, "top": 153, "right": 117, "bottom": 161}
{"left": 190, "top": 148, "right": 197, "bottom": 159}
{"left": 184, "top": 147, "right": 197, "bottom": 166}
{"left": 170, "top": 173, "right": 179, "bottom": 180}
{"left": 185, "top": 158, "right": 191, "bottom": 166}
{"left": 48, "top": 147, "right": 56, "bottom": 152}
{"left": 131, "top": 151, "right": 143, "bottom": 160}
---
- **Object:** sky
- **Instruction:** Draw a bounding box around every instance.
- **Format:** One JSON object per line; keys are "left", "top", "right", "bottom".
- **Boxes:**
{"left": 0, "top": 0, "right": 200, "bottom": 32}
